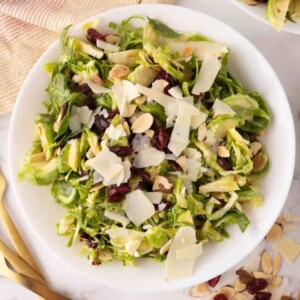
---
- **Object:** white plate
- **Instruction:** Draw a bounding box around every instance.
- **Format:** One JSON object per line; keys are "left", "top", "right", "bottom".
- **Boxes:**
{"left": 8, "top": 4, "right": 295, "bottom": 292}
{"left": 230, "top": 0, "right": 300, "bottom": 34}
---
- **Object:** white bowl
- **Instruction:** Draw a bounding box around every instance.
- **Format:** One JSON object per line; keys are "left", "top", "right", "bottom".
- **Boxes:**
{"left": 8, "top": 4, "right": 295, "bottom": 292}
{"left": 230, "top": 0, "right": 300, "bottom": 34}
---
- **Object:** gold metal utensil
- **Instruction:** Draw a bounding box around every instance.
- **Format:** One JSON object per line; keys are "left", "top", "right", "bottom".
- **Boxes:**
{"left": 0, "top": 253, "right": 70, "bottom": 300}
{"left": 0, "top": 170, "right": 46, "bottom": 283}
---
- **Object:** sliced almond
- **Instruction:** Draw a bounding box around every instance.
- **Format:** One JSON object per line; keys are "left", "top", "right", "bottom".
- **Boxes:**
{"left": 176, "top": 156, "right": 187, "bottom": 172}
{"left": 72, "top": 74, "right": 83, "bottom": 83}
{"left": 86, "top": 147, "right": 95, "bottom": 159}
{"left": 252, "top": 152, "right": 268, "bottom": 172}
{"left": 145, "top": 129, "right": 155, "bottom": 138}
{"left": 123, "top": 104, "right": 137, "bottom": 118}
{"left": 261, "top": 250, "right": 273, "bottom": 274}
{"left": 276, "top": 217, "right": 285, "bottom": 225}
{"left": 283, "top": 213, "right": 299, "bottom": 223}
{"left": 271, "top": 276, "right": 282, "bottom": 288}
{"left": 159, "top": 239, "right": 172, "bottom": 255}
{"left": 266, "top": 223, "right": 282, "bottom": 240}
{"left": 234, "top": 279, "right": 246, "bottom": 293}
{"left": 250, "top": 142, "right": 262, "bottom": 156}
{"left": 105, "top": 34, "right": 120, "bottom": 44}
{"left": 153, "top": 176, "right": 173, "bottom": 192}
{"left": 218, "top": 146, "right": 230, "bottom": 158}
{"left": 109, "top": 64, "right": 130, "bottom": 80}
{"left": 283, "top": 223, "right": 298, "bottom": 232}
{"left": 234, "top": 293, "right": 248, "bottom": 300}
{"left": 131, "top": 113, "right": 153, "bottom": 133}
{"left": 273, "top": 252, "right": 282, "bottom": 277}
{"left": 217, "top": 286, "right": 235, "bottom": 300}
{"left": 122, "top": 122, "right": 130, "bottom": 136}
{"left": 189, "top": 283, "right": 209, "bottom": 297}
{"left": 253, "top": 272, "right": 271, "bottom": 280}
{"left": 91, "top": 75, "right": 103, "bottom": 85}
{"left": 198, "top": 122, "right": 207, "bottom": 141}
{"left": 134, "top": 95, "right": 147, "bottom": 105}
{"left": 244, "top": 0, "right": 258, "bottom": 5}
{"left": 281, "top": 296, "right": 294, "bottom": 300}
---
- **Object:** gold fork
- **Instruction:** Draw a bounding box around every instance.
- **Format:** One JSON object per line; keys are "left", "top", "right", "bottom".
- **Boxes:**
{"left": 0, "top": 252, "right": 70, "bottom": 300}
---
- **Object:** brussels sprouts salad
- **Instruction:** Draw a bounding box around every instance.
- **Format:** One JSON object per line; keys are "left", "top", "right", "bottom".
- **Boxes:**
{"left": 19, "top": 16, "right": 270, "bottom": 279}
{"left": 243, "top": 0, "right": 300, "bottom": 31}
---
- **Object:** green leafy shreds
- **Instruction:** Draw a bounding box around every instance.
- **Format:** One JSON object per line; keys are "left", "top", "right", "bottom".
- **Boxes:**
{"left": 147, "top": 17, "right": 181, "bottom": 38}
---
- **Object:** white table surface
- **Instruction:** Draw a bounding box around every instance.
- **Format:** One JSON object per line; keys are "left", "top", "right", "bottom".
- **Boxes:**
{"left": 0, "top": 0, "right": 299, "bottom": 299}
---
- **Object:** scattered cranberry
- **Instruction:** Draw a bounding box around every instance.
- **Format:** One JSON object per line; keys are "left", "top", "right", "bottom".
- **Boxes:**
{"left": 213, "top": 294, "right": 228, "bottom": 300}
{"left": 155, "top": 70, "right": 177, "bottom": 94}
{"left": 246, "top": 279, "right": 269, "bottom": 295}
{"left": 91, "top": 115, "right": 109, "bottom": 137}
{"left": 107, "top": 108, "right": 119, "bottom": 119}
{"left": 131, "top": 167, "right": 152, "bottom": 190}
{"left": 152, "top": 126, "right": 171, "bottom": 150}
{"left": 207, "top": 275, "right": 221, "bottom": 287}
{"left": 252, "top": 292, "right": 272, "bottom": 300}
{"left": 107, "top": 183, "right": 131, "bottom": 202}
{"left": 79, "top": 233, "right": 98, "bottom": 249}
{"left": 73, "top": 83, "right": 91, "bottom": 94}
{"left": 109, "top": 146, "right": 133, "bottom": 157}
{"left": 84, "top": 96, "right": 96, "bottom": 110}
{"left": 86, "top": 28, "right": 105, "bottom": 44}
{"left": 217, "top": 157, "right": 233, "bottom": 171}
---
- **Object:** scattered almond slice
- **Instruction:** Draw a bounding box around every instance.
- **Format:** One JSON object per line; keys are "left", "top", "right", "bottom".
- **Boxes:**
{"left": 276, "top": 217, "right": 285, "bottom": 225}
{"left": 250, "top": 142, "right": 262, "bottom": 156}
{"left": 176, "top": 155, "right": 187, "bottom": 172}
{"left": 131, "top": 113, "right": 154, "bottom": 133}
{"left": 283, "top": 223, "right": 298, "bottom": 232}
{"left": 153, "top": 176, "right": 173, "bottom": 192}
{"left": 197, "top": 122, "right": 207, "bottom": 141}
{"left": 272, "top": 237, "right": 300, "bottom": 264}
{"left": 145, "top": 129, "right": 154, "bottom": 138}
{"left": 159, "top": 239, "right": 172, "bottom": 255}
{"left": 266, "top": 223, "right": 282, "bottom": 240}
{"left": 109, "top": 64, "right": 130, "bottom": 80}
{"left": 253, "top": 271, "right": 272, "bottom": 280}
{"left": 273, "top": 252, "right": 282, "bottom": 277}
{"left": 252, "top": 152, "right": 268, "bottom": 172}
{"left": 234, "top": 279, "right": 246, "bottom": 293}
{"left": 217, "top": 286, "right": 235, "bottom": 300}
{"left": 271, "top": 276, "right": 282, "bottom": 288}
{"left": 235, "top": 293, "right": 248, "bottom": 300}
{"left": 189, "top": 283, "right": 209, "bottom": 297}
{"left": 218, "top": 146, "right": 230, "bottom": 158}
{"left": 261, "top": 250, "right": 273, "bottom": 274}
{"left": 282, "top": 213, "right": 299, "bottom": 223}
{"left": 134, "top": 95, "right": 147, "bottom": 105}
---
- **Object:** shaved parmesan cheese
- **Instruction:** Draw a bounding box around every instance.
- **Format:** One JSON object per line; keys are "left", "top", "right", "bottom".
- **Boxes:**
{"left": 164, "top": 226, "right": 197, "bottom": 280}
{"left": 123, "top": 80, "right": 140, "bottom": 101}
{"left": 104, "top": 210, "right": 130, "bottom": 227}
{"left": 158, "top": 203, "right": 167, "bottom": 211}
{"left": 186, "top": 158, "right": 202, "bottom": 181}
{"left": 124, "top": 190, "right": 155, "bottom": 226}
{"left": 105, "top": 124, "right": 127, "bottom": 140}
{"left": 136, "top": 84, "right": 176, "bottom": 108}
{"left": 176, "top": 243, "right": 203, "bottom": 260}
{"left": 160, "top": 239, "right": 173, "bottom": 255}
{"left": 169, "top": 86, "right": 183, "bottom": 99}
{"left": 190, "top": 111, "right": 208, "bottom": 129}
{"left": 112, "top": 79, "right": 127, "bottom": 117}
{"left": 168, "top": 115, "right": 191, "bottom": 157}
{"left": 165, "top": 154, "right": 177, "bottom": 161}
{"left": 186, "top": 148, "right": 202, "bottom": 160}
{"left": 85, "top": 79, "right": 111, "bottom": 94}
{"left": 96, "top": 39, "right": 120, "bottom": 52}
{"left": 272, "top": 237, "right": 300, "bottom": 264}
{"left": 69, "top": 106, "right": 93, "bottom": 133}
{"left": 125, "top": 240, "right": 141, "bottom": 256}
{"left": 133, "top": 147, "right": 165, "bottom": 168}
{"left": 144, "top": 192, "right": 163, "bottom": 204}
{"left": 152, "top": 79, "right": 169, "bottom": 93}
{"left": 213, "top": 99, "right": 236, "bottom": 116}
{"left": 167, "top": 40, "right": 228, "bottom": 61}
{"left": 192, "top": 55, "right": 221, "bottom": 95}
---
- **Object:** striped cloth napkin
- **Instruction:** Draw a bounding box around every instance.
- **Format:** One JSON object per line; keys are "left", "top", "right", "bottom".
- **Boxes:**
{"left": 0, "top": 0, "right": 173, "bottom": 115}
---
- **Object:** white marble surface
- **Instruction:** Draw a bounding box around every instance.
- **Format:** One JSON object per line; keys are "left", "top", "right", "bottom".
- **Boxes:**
{"left": 0, "top": 0, "right": 299, "bottom": 299}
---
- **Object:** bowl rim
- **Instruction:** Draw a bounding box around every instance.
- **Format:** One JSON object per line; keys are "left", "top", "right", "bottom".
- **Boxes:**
{"left": 229, "top": 0, "right": 300, "bottom": 35}
{"left": 7, "top": 3, "right": 296, "bottom": 292}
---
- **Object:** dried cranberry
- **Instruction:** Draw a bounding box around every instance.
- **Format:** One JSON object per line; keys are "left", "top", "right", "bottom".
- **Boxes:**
{"left": 246, "top": 279, "right": 269, "bottom": 295}
{"left": 79, "top": 233, "right": 98, "bottom": 249}
{"left": 86, "top": 28, "right": 105, "bottom": 44}
{"left": 131, "top": 167, "right": 152, "bottom": 190}
{"left": 252, "top": 292, "right": 272, "bottom": 300}
{"left": 92, "top": 259, "right": 101, "bottom": 266}
{"left": 168, "top": 160, "right": 182, "bottom": 171}
{"left": 73, "top": 83, "right": 92, "bottom": 94}
{"left": 152, "top": 127, "right": 171, "bottom": 150}
{"left": 107, "top": 108, "right": 119, "bottom": 119}
{"left": 217, "top": 157, "right": 233, "bottom": 171}
{"left": 84, "top": 96, "right": 96, "bottom": 110}
{"left": 91, "top": 115, "right": 109, "bottom": 137}
{"left": 155, "top": 70, "right": 177, "bottom": 94}
{"left": 109, "top": 146, "right": 133, "bottom": 157}
{"left": 207, "top": 275, "right": 221, "bottom": 287}
{"left": 107, "top": 183, "right": 131, "bottom": 202}
{"left": 213, "top": 294, "right": 228, "bottom": 300}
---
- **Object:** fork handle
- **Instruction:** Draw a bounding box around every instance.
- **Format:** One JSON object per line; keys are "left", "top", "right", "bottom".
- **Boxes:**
{"left": 0, "top": 202, "right": 46, "bottom": 282}
{"left": 6, "top": 270, "right": 70, "bottom": 300}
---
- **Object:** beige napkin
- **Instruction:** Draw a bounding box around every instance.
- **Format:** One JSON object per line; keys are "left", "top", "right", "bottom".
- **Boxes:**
{"left": 0, "top": 0, "right": 173, "bottom": 115}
